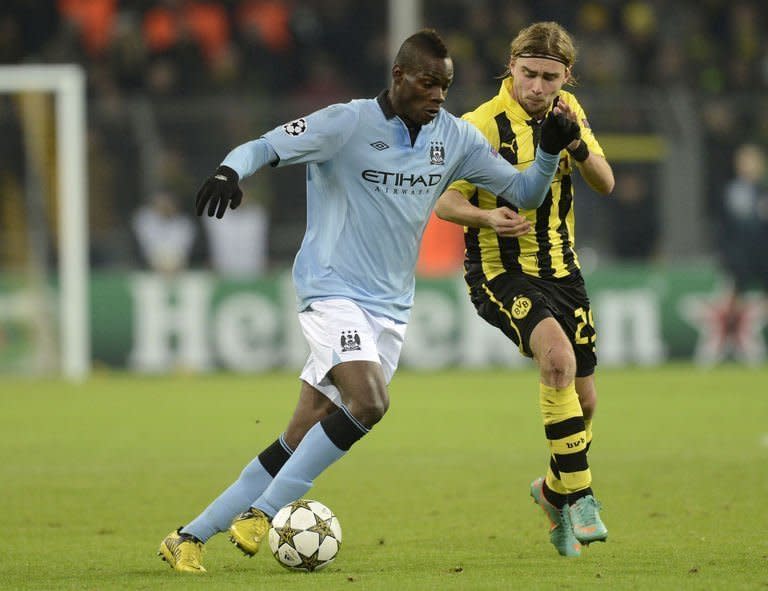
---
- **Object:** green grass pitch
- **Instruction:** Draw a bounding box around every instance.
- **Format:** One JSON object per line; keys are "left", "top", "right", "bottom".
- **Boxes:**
{"left": 1, "top": 365, "right": 766, "bottom": 590}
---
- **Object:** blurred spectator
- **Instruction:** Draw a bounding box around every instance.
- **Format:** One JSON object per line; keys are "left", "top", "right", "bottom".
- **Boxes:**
{"left": 691, "top": 143, "right": 768, "bottom": 365}
{"left": 142, "top": 0, "right": 230, "bottom": 95}
{"left": 606, "top": 166, "right": 658, "bottom": 260}
{"left": 720, "top": 144, "right": 768, "bottom": 294}
{"left": 701, "top": 99, "right": 741, "bottom": 216}
{"left": 0, "top": 2, "right": 59, "bottom": 62}
{"left": 143, "top": 0, "right": 229, "bottom": 63}
{"left": 132, "top": 190, "right": 197, "bottom": 274}
{"left": 289, "top": 51, "right": 355, "bottom": 113}
{"left": 620, "top": 1, "right": 659, "bottom": 85}
{"left": 57, "top": 0, "right": 117, "bottom": 58}
{"left": 202, "top": 200, "right": 269, "bottom": 277}
{"left": 234, "top": 0, "right": 297, "bottom": 92}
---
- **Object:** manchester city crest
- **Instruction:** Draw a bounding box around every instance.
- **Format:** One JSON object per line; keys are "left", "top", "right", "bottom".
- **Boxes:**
{"left": 340, "top": 330, "right": 361, "bottom": 352}
{"left": 429, "top": 141, "right": 445, "bottom": 165}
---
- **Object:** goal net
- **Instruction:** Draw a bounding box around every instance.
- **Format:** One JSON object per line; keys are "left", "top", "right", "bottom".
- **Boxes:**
{"left": 0, "top": 65, "right": 89, "bottom": 380}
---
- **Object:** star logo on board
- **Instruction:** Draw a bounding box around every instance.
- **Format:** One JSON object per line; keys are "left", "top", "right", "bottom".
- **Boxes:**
{"left": 678, "top": 285, "right": 767, "bottom": 365}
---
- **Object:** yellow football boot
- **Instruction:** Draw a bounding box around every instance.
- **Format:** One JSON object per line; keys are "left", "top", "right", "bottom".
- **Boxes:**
{"left": 228, "top": 508, "right": 270, "bottom": 556}
{"left": 158, "top": 529, "right": 206, "bottom": 573}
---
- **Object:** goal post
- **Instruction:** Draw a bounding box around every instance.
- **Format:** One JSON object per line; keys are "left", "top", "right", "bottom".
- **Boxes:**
{"left": 0, "top": 64, "right": 89, "bottom": 381}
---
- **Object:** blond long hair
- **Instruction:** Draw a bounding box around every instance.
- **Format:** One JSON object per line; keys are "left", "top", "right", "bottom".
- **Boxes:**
{"left": 507, "top": 22, "right": 577, "bottom": 84}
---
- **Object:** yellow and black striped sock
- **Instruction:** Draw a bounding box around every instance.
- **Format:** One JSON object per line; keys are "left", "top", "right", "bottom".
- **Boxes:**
{"left": 546, "top": 416, "right": 595, "bottom": 505}
{"left": 540, "top": 382, "right": 591, "bottom": 498}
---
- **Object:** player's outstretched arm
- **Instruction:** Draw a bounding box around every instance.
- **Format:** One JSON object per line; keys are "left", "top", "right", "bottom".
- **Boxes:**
{"left": 435, "top": 189, "right": 532, "bottom": 238}
{"left": 196, "top": 138, "right": 279, "bottom": 218}
{"left": 496, "top": 98, "right": 582, "bottom": 210}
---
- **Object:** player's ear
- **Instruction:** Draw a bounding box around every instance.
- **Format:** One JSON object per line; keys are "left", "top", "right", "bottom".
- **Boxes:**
{"left": 564, "top": 66, "right": 573, "bottom": 85}
{"left": 507, "top": 58, "right": 515, "bottom": 77}
{"left": 392, "top": 64, "right": 403, "bottom": 82}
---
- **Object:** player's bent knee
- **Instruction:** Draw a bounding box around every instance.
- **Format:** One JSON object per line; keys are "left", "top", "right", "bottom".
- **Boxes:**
{"left": 539, "top": 346, "right": 576, "bottom": 388}
{"left": 351, "top": 393, "right": 389, "bottom": 428}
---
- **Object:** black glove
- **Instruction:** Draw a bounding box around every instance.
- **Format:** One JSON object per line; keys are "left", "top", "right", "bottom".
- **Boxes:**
{"left": 539, "top": 110, "right": 581, "bottom": 156}
{"left": 195, "top": 165, "right": 243, "bottom": 218}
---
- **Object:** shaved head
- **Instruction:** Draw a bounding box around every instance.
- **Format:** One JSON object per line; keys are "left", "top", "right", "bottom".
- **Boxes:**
{"left": 394, "top": 29, "right": 449, "bottom": 73}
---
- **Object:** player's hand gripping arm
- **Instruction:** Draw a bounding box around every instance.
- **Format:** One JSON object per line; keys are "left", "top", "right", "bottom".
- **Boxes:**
{"left": 539, "top": 97, "right": 582, "bottom": 156}
{"left": 434, "top": 190, "right": 531, "bottom": 238}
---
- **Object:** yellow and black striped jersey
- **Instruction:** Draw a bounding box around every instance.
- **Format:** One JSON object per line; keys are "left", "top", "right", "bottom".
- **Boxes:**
{"left": 449, "top": 78, "right": 605, "bottom": 281}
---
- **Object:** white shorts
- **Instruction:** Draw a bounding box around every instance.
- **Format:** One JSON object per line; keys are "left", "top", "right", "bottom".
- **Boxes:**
{"left": 298, "top": 298, "right": 407, "bottom": 407}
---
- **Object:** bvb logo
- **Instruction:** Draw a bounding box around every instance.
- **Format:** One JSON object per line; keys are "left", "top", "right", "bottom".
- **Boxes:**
{"left": 510, "top": 296, "right": 532, "bottom": 319}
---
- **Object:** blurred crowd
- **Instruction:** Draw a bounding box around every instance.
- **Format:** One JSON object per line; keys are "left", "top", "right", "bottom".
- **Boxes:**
{"left": 0, "top": 0, "right": 767, "bottom": 275}
{"left": 3, "top": 1, "right": 767, "bottom": 98}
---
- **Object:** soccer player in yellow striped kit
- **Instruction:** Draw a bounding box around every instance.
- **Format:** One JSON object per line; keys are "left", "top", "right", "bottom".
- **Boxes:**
{"left": 436, "top": 21, "right": 614, "bottom": 557}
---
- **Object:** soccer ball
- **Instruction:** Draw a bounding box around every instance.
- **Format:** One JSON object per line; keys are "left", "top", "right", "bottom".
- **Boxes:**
{"left": 268, "top": 499, "right": 342, "bottom": 572}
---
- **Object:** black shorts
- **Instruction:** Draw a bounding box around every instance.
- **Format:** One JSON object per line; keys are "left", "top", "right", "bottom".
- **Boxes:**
{"left": 467, "top": 271, "right": 597, "bottom": 377}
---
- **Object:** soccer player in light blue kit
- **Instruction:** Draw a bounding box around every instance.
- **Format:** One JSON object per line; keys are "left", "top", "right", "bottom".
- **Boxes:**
{"left": 159, "top": 29, "right": 581, "bottom": 573}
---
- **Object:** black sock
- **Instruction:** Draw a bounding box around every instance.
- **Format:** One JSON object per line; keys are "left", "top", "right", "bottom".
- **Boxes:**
{"left": 258, "top": 436, "right": 293, "bottom": 477}
{"left": 320, "top": 407, "right": 369, "bottom": 451}
{"left": 542, "top": 481, "right": 568, "bottom": 509}
{"left": 567, "top": 487, "right": 593, "bottom": 505}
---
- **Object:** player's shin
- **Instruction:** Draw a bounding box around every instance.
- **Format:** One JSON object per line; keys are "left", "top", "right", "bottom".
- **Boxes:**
{"left": 539, "top": 382, "right": 592, "bottom": 494}
{"left": 181, "top": 436, "right": 293, "bottom": 541}
{"left": 545, "top": 416, "right": 594, "bottom": 502}
{"left": 252, "top": 406, "right": 369, "bottom": 518}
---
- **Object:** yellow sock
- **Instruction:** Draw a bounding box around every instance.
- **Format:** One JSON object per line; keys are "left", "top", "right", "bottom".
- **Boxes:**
{"left": 540, "top": 382, "right": 591, "bottom": 493}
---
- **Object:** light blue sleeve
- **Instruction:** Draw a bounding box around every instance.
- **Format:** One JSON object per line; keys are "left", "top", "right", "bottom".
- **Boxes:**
{"left": 261, "top": 102, "right": 359, "bottom": 167}
{"left": 454, "top": 123, "right": 559, "bottom": 209}
{"left": 221, "top": 139, "right": 278, "bottom": 180}
{"left": 498, "top": 150, "right": 559, "bottom": 209}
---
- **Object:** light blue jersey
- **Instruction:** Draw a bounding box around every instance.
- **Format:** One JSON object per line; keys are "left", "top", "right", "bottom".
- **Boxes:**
{"left": 223, "top": 92, "right": 559, "bottom": 323}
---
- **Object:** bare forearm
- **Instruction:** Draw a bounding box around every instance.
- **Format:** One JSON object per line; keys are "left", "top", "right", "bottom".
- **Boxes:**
{"left": 576, "top": 152, "right": 614, "bottom": 195}
{"left": 436, "top": 189, "right": 533, "bottom": 238}
{"left": 435, "top": 190, "right": 491, "bottom": 227}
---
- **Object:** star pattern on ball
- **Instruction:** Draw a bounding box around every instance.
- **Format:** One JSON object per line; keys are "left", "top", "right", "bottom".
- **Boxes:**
{"left": 268, "top": 500, "right": 340, "bottom": 572}
{"left": 298, "top": 550, "right": 324, "bottom": 571}
{"left": 291, "top": 499, "right": 313, "bottom": 511}
{"left": 275, "top": 523, "right": 301, "bottom": 546}
{"left": 307, "top": 514, "right": 335, "bottom": 545}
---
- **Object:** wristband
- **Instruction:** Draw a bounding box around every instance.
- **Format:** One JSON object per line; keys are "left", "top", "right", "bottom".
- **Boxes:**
{"left": 568, "top": 140, "right": 589, "bottom": 162}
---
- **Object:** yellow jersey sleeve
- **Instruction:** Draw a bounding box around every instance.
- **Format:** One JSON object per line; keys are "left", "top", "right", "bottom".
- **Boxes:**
{"left": 560, "top": 92, "right": 605, "bottom": 158}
